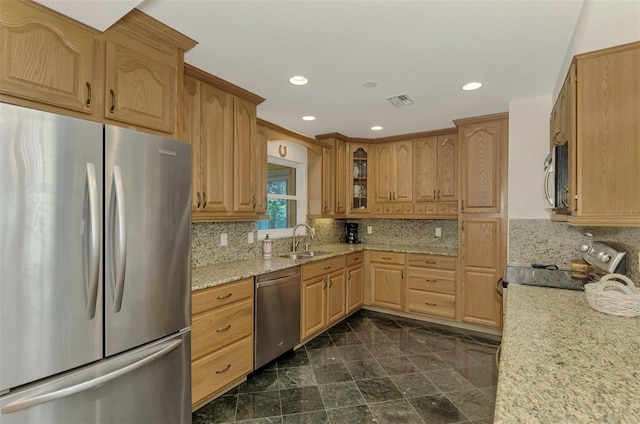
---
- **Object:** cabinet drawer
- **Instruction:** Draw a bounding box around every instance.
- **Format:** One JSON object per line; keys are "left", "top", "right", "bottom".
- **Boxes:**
{"left": 407, "top": 270, "right": 455, "bottom": 294}
{"left": 425, "top": 202, "right": 438, "bottom": 214}
{"left": 192, "top": 278, "right": 254, "bottom": 315}
{"left": 414, "top": 203, "right": 426, "bottom": 214}
{"left": 370, "top": 251, "right": 405, "bottom": 265}
{"left": 302, "top": 256, "right": 346, "bottom": 280}
{"left": 346, "top": 251, "right": 364, "bottom": 267}
{"left": 408, "top": 290, "right": 455, "bottom": 319}
{"left": 192, "top": 299, "right": 253, "bottom": 361}
{"left": 403, "top": 203, "right": 414, "bottom": 214}
{"left": 373, "top": 204, "right": 384, "bottom": 214}
{"left": 407, "top": 254, "right": 456, "bottom": 270}
{"left": 192, "top": 336, "right": 253, "bottom": 406}
{"left": 437, "top": 201, "right": 458, "bottom": 215}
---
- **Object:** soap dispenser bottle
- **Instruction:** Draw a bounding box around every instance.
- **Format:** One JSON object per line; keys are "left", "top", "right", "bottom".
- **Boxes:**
{"left": 263, "top": 234, "right": 272, "bottom": 258}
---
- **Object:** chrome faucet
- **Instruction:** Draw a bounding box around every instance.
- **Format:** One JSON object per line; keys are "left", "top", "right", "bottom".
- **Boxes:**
{"left": 292, "top": 223, "right": 314, "bottom": 253}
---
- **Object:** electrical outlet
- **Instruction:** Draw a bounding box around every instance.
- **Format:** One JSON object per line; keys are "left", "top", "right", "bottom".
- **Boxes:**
{"left": 221, "top": 233, "right": 228, "bottom": 246}
{"left": 435, "top": 227, "right": 442, "bottom": 237}
{"left": 367, "top": 226, "right": 373, "bottom": 234}
{"left": 248, "top": 232, "right": 254, "bottom": 244}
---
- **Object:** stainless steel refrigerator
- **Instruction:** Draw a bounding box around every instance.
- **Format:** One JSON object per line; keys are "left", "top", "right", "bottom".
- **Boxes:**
{"left": 0, "top": 103, "right": 192, "bottom": 423}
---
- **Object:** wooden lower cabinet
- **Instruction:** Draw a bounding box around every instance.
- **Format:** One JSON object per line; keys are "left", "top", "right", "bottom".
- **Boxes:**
{"left": 346, "top": 252, "right": 365, "bottom": 314}
{"left": 459, "top": 216, "right": 504, "bottom": 328}
{"left": 191, "top": 278, "right": 254, "bottom": 408}
{"left": 369, "top": 252, "right": 405, "bottom": 310}
{"left": 406, "top": 254, "right": 457, "bottom": 319}
{"left": 300, "top": 256, "right": 346, "bottom": 341}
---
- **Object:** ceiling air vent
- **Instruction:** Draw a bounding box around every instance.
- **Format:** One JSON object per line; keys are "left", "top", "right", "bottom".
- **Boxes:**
{"left": 386, "top": 93, "right": 415, "bottom": 108}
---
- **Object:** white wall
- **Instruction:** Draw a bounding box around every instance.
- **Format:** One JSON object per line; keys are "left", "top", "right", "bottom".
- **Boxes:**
{"left": 553, "top": 0, "right": 640, "bottom": 99}
{"left": 507, "top": 95, "right": 552, "bottom": 219}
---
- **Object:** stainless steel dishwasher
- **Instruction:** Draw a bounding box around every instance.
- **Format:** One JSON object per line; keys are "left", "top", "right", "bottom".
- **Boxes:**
{"left": 254, "top": 266, "right": 301, "bottom": 369}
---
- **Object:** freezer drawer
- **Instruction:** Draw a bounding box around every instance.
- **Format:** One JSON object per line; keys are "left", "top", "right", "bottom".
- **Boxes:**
{"left": 0, "top": 332, "right": 191, "bottom": 424}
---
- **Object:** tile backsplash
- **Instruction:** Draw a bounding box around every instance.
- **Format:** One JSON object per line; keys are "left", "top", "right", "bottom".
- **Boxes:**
{"left": 509, "top": 219, "right": 640, "bottom": 282}
{"left": 192, "top": 218, "right": 458, "bottom": 267}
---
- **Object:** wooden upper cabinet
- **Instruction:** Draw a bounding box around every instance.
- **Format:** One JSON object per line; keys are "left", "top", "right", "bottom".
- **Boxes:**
{"left": 200, "top": 83, "right": 233, "bottom": 214}
{"left": 335, "top": 139, "right": 347, "bottom": 214}
{"left": 414, "top": 134, "right": 458, "bottom": 203}
{"left": 183, "top": 75, "right": 203, "bottom": 212}
{"left": 414, "top": 137, "right": 438, "bottom": 202}
{"left": 438, "top": 135, "right": 459, "bottom": 201}
{"left": 322, "top": 146, "right": 336, "bottom": 215}
{"left": 570, "top": 43, "right": 640, "bottom": 226}
{"left": 348, "top": 143, "right": 371, "bottom": 214}
{"left": 0, "top": 0, "right": 94, "bottom": 113}
{"left": 458, "top": 116, "right": 508, "bottom": 213}
{"left": 233, "top": 97, "right": 258, "bottom": 213}
{"left": 182, "top": 65, "right": 264, "bottom": 221}
{"left": 104, "top": 40, "right": 176, "bottom": 133}
{"left": 375, "top": 140, "right": 413, "bottom": 203}
{"left": 254, "top": 124, "right": 268, "bottom": 215}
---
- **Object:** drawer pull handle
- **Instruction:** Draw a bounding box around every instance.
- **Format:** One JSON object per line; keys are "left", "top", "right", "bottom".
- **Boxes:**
{"left": 324, "top": 266, "right": 331, "bottom": 270}
{"left": 354, "top": 257, "right": 360, "bottom": 261}
{"left": 217, "top": 293, "right": 233, "bottom": 300}
{"left": 85, "top": 82, "right": 92, "bottom": 107}
{"left": 347, "top": 271, "right": 351, "bottom": 280}
{"left": 216, "top": 325, "right": 232, "bottom": 333}
{"left": 216, "top": 364, "right": 231, "bottom": 374}
{"left": 382, "top": 256, "right": 392, "bottom": 260}
{"left": 425, "top": 302, "right": 437, "bottom": 307}
{"left": 424, "top": 261, "right": 436, "bottom": 264}
{"left": 425, "top": 279, "right": 437, "bottom": 283}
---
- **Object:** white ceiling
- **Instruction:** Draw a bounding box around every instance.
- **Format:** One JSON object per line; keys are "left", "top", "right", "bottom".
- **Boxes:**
{"left": 39, "top": 0, "right": 586, "bottom": 138}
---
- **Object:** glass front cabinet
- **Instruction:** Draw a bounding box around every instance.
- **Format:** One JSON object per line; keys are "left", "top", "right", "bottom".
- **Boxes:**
{"left": 348, "top": 143, "right": 371, "bottom": 214}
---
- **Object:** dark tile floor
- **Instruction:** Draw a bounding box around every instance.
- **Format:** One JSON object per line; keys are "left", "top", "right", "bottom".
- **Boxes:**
{"left": 193, "top": 310, "right": 500, "bottom": 424}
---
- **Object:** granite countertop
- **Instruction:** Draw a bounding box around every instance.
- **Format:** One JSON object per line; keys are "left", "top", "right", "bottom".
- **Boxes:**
{"left": 191, "top": 243, "right": 457, "bottom": 291}
{"left": 494, "top": 285, "right": 640, "bottom": 423}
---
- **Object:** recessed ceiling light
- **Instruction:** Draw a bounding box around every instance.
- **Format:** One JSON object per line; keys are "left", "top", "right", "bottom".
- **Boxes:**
{"left": 363, "top": 81, "right": 378, "bottom": 89}
{"left": 371, "top": 125, "right": 383, "bottom": 131}
{"left": 289, "top": 75, "right": 309, "bottom": 86}
{"left": 462, "top": 82, "right": 483, "bottom": 91}
{"left": 302, "top": 115, "right": 316, "bottom": 121}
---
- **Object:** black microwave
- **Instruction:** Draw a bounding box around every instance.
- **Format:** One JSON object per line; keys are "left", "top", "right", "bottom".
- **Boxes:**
{"left": 544, "top": 143, "right": 569, "bottom": 210}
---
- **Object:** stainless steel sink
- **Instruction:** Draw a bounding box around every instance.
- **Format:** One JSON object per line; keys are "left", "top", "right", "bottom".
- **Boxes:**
{"left": 279, "top": 251, "right": 329, "bottom": 260}
{"left": 302, "top": 250, "right": 329, "bottom": 257}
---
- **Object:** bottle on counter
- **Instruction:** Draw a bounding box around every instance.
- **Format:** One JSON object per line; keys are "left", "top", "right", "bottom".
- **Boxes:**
{"left": 263, "top": 234, "right": 272, "bottom": 258}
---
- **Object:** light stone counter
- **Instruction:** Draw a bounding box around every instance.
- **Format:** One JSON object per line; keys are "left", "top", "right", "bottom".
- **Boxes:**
{"left": 192, "top": 243, "right": 457, "bottom": 291}
{"left": 494, "top": 285, "right": 640, "bottom": 423}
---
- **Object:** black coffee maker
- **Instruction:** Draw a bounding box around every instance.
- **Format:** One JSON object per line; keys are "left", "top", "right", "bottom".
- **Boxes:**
{"left": 345, "top": 223, "right": 360, "bottom": 244}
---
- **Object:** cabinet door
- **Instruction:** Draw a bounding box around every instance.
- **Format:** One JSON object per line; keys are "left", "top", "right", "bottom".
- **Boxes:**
{"left": 375, "top": 143, "right": 393, "bottom": 202}
{"left": 105, "top": 40, "right": 176, "bottom": 133}
{"left": 460, "top": 118, "right": 507, "bottom": 213}
{"left": 0, "top": 1, "right": 94, "bottom": 113}
{"left": 301, "top": 276, "right": 327, "bottom": 340}
{"left": 234, "top": 97, "right": 257, "bottom": 213}
{"left": 182, "top": 76, "right": 203, "bottom": 212}
{"left": 255, "top": 124, "right": 268, "bottom": 214}
{"left": 460, "top": 216, "right": 503, "bottom": 328}
{"left": 346, "top": 265, "right": 364, "bottom": 313}
{"left": 576, "top": 46, "right": 640, "bottom": 221}
{"left": 370, "top": 263, "right": 404, "bottom": 310}
{"left": 414, "top": 137, "right": 438, "bottom": 202}
{"left": 335, "top": 140, "right": 347, "bottom": 214}
{"left": 200, "top": 84, "right": 233, "bottom": 214}
{"left": 437, "top": 134, "right": 459, "bottom": 202}
{"left": 327, "top": 269, "right": 346, "bottom": 325}
{"left": 322, "top": 147, "right": 335, "bottom": 214}
{"left": 393, "top": 140, "right": 413, "bottom": 202}
{"left": 349, "top": 144, "right": 370, "bottom": 213}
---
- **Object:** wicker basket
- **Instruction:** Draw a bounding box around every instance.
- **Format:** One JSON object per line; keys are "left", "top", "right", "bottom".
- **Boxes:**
{"left": 585, "top": 274, "right": 640, "bottom": 318}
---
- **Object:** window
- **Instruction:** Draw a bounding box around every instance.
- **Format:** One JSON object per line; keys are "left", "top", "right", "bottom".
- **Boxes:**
{"left": 258, "top": 155, "right": 307, "bottom": 239}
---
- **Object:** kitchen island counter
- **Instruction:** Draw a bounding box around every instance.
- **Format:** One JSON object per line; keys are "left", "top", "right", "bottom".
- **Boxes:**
{"left": 495, "top": 285, "right": 640, "bottom": 423}
{"left": 192, "top": 243, "right": 457, "bottom": 291}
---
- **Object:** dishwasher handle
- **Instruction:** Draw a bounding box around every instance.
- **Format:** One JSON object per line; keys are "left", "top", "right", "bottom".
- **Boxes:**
{"left": 255, "top": 273, "right": 301, "bottom": 289}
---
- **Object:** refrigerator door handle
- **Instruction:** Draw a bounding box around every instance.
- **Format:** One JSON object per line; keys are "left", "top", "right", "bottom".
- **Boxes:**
{"left": 109, "top": 166, "right": 127, "bottom": 312}
{"left": 84, "top": 163, "right": 100, "bottom": 319}
{"left": 1, "top": 338, "right": 182, "bottom": 414}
